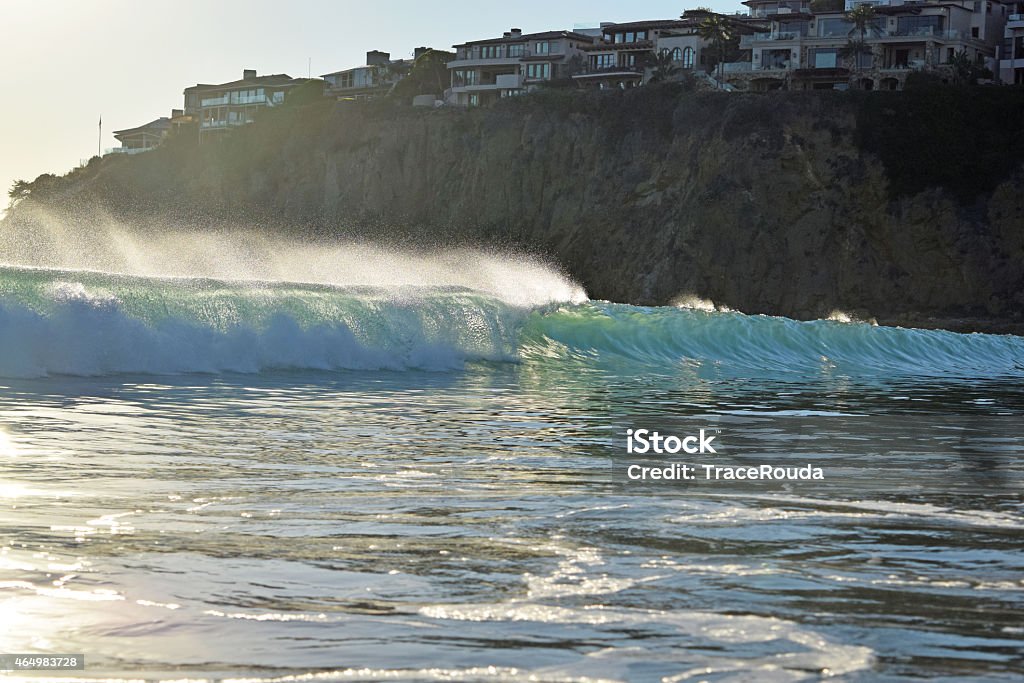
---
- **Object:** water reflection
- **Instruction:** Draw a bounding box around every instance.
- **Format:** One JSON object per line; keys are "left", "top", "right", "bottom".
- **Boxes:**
{"left": 0, "top": 369, "right": 1020, "bottom": 680}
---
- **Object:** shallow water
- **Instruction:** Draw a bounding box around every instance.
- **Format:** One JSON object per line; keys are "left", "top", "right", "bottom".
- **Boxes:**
{"left": 0, "top": 266, "right": 1022, "bottom": 681}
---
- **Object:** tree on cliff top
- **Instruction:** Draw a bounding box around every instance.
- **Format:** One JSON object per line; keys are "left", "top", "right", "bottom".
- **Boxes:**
{"left": 846, "top": 4, "right": 877, "bottom": 42}
{"left": 648, "top": 50, "right": 682, "bottom": 83}
{"left": 698, "top": 15, "right": 733, "bottom": 85}
{"left": 391, "top": 49, "right": 456, "bottom": 100}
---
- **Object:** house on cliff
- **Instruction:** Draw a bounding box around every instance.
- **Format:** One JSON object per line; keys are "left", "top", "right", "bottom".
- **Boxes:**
{"left": 109, "top": 117, "right": 170, "bottom": 155}
{"left": 997, "top": 0, "right": 1024, "bottom": 82}
{"left": 724, "top": 0, "right": 1009, "bottom": 91}
{"left": 183, "top": 69, "right": 305, "bottom": 142}
{"left": 447, "top": 29, "right": 595, "bottom": 106}
{"left": 322, "top": 49, "right": 423, "bottom": 100}
{"left": 572, "top": 19, "right": 709, "bottom": 89}
{"left": 107, "top": 109, "right": 194, "bottom": 155}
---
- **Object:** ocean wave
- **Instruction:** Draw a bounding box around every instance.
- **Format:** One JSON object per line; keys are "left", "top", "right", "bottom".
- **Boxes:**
{"left": 1, "top": 266, "right": 1023, "bottom": 379}
{"left": 0, "top": 266, "right": 532, "bottom": 377}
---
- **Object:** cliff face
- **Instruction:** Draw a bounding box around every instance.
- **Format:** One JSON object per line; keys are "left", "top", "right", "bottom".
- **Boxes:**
{"left": 5, "top": 86, "right": 1024, "bottom": 332}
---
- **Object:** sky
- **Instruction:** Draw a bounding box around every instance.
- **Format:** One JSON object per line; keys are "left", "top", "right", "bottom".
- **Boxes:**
{"left": 0, "top": 0, "right": 740, "bottom": 215}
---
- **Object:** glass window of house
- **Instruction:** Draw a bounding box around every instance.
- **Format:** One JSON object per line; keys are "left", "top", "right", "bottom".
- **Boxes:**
{"left": 896, "top": 15, "right": 943, "bottom": 35}
{"left": 682, "top": 46, "right": 695, "bottom": 68}
{"left": 625, "top": 32, "right": 635, "bottom": 42}
{"left": 508, "top": 44, "right": 524, "bottom": 57}
{"left": 614, "top": 33, "right": 624, "bottom": 43}
{"left": 779, "top": 20, "right": 809, "bottom": 36}
{"left": 813, "top": 48, "right": 837, "bottom": 68}
{"left": 536, "top": 41, "right": 549, "bottom": 54}
{"left": 818, "top": 18, "right": 852, "bottom": 36}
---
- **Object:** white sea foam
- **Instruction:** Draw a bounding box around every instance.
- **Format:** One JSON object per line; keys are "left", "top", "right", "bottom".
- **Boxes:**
{"left": 0, "top": 214, "right": 586, "bottom": 307}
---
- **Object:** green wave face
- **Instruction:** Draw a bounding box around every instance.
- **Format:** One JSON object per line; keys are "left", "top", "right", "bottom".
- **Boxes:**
{"left": 0, "top": 265, "right": 1022, "bottom": 379}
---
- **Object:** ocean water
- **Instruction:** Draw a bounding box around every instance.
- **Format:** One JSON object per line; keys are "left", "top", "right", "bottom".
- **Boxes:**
{"left": 0, "top": 262, "right": 1022, "bottom": 682}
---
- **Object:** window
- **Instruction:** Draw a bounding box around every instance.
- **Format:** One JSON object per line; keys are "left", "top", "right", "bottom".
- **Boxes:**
{"left": 508, "top": 44, "right": 524, "bottom": 57}
{"left": 614, "top": 33, "right": 625, "bottom": 43}
{"left": 972, "top": 26, "right": 980, "bottom": 37}
{"left": 682, "top": 46, "right": 695, "bottom": 68}
{"left": 524, "top": 63, "right": 551, "bottom": 79}
{"left": 591, "top": 53, "right": 615, "bottom": 69}
{"left": 481, "top": 45, "right": 499, "bottom": 58}
{"left": 625, "top": 31, "right": 635, "bottom": 42}
{"left": 812, "top": 48, "right": 838, "bottom": 68}
{"left": 636, "top": 30, "right": 648, "bottom": 40}
{"left": 818, "top": 18, "right": 853, "bottom": 36}
{"left": 454, "top": 69, "right": 479, "bottom": 86}
{"left": 779, "top": 20, "right": 809, "bottom": 36}
{"left": 535, "top": 41, "right": 549, "bottom": 54}
{"left": 896, "top": 15, "right": 943, "bottom": 36}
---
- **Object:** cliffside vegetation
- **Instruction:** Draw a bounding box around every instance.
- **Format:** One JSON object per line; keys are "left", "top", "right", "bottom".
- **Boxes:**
{"left": 5, "top": 83, "right": 1024, "bottom": 332}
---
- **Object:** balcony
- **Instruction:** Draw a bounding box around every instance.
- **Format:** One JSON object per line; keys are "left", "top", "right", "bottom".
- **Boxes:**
{"left": 104, "top": 146, "right": 156, "bottom": 156}
{"left": 200, "top": 119, "right": 238, "bottom": 129}
{"left": 495, "top": 73, "right": 524, "bottom": 88}
{"left": 572, "top": 65, "right": 644, "bottom": 81}
{"left": 722, "top": 61, "right": 754, "bottom": 72}
{"left": 200, "top": 95, "right": 230, "bottom": 107}
{"left": 741, "top": 32, "right": 802, "bottom": 47}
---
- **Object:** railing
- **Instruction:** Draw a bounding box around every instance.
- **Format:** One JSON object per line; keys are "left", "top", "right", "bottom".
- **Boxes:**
{"left": 751, "top": 4, "right": 809, "bottom": 17}
{"left": 495, "top": 73, "right": 524, "bottom": 88}
{"left": 104, "top": 146, "right": 156, "bottom": 156}
{"left": 453, "top": 47, "right": 566, "bottom": 61}
{"left": 576, "top": 65, "right": 644, "bottom": 75}
{"left": 722, "top": 61, "right": 753, "bottom": 72}
{"left": 742, "top": 32, "right": 801, "bottom": 47}
{"left": 892, "top": 26, "right": 945, "bottom": 37}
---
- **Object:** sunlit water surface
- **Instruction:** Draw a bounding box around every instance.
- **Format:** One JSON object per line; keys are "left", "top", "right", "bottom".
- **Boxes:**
{"left": 0, "top": 264, "right": 1021, "bottom": 681}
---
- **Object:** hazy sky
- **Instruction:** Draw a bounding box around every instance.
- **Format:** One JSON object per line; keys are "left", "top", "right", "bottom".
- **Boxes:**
{"left": 0, "top": 0, "right": 739, "bottom": 214}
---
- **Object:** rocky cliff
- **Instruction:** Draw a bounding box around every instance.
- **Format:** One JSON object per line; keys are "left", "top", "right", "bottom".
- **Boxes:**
{"left": 5, "top": 84, "right": 1024, "bottom": 332}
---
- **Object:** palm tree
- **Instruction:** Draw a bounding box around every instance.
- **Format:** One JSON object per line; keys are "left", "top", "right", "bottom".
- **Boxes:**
{"left": 698, "top": 14, "right": 732, "bottom": 86}
{"left": 838, "top": 38, "right": 872, "bottom": 71}
{"left": 648, "top": 50, "right": 683, "bottom": 83}
{"left": 846, "top": 4, "right": 876, "bottom": 43}
{"left": 843, "top": 4, "right": 877, "bottom": 71}
{"left": 947, "top": 49, "right": 975, "bottom": 85}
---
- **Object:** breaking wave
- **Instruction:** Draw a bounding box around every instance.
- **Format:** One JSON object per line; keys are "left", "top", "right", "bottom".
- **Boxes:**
{"left": 0, "top": 265, "right": 1022, "bottom": 379}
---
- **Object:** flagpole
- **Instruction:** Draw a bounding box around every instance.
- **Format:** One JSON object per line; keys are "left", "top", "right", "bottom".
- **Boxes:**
{"left": 98, "top": 115, "right": 102, "bottom": 158}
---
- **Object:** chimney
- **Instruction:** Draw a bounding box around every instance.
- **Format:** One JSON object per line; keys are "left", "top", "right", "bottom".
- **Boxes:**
{"left": 414, "top": 46, "right": 429, "bottom": 59}
{"left": 503, "top": 31, "right": 512, "bottom": 38}
{"left": 366, "top": 50, "right": 391, "bottom": 65}
{"left": 171, "top": 108, "right": 183, "bottom": 118}
{"left": 511, "top": 28, "right": 522, "bottom": 36}
{"left": 243, "top": 68, "right": 257, "bottom": 80}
